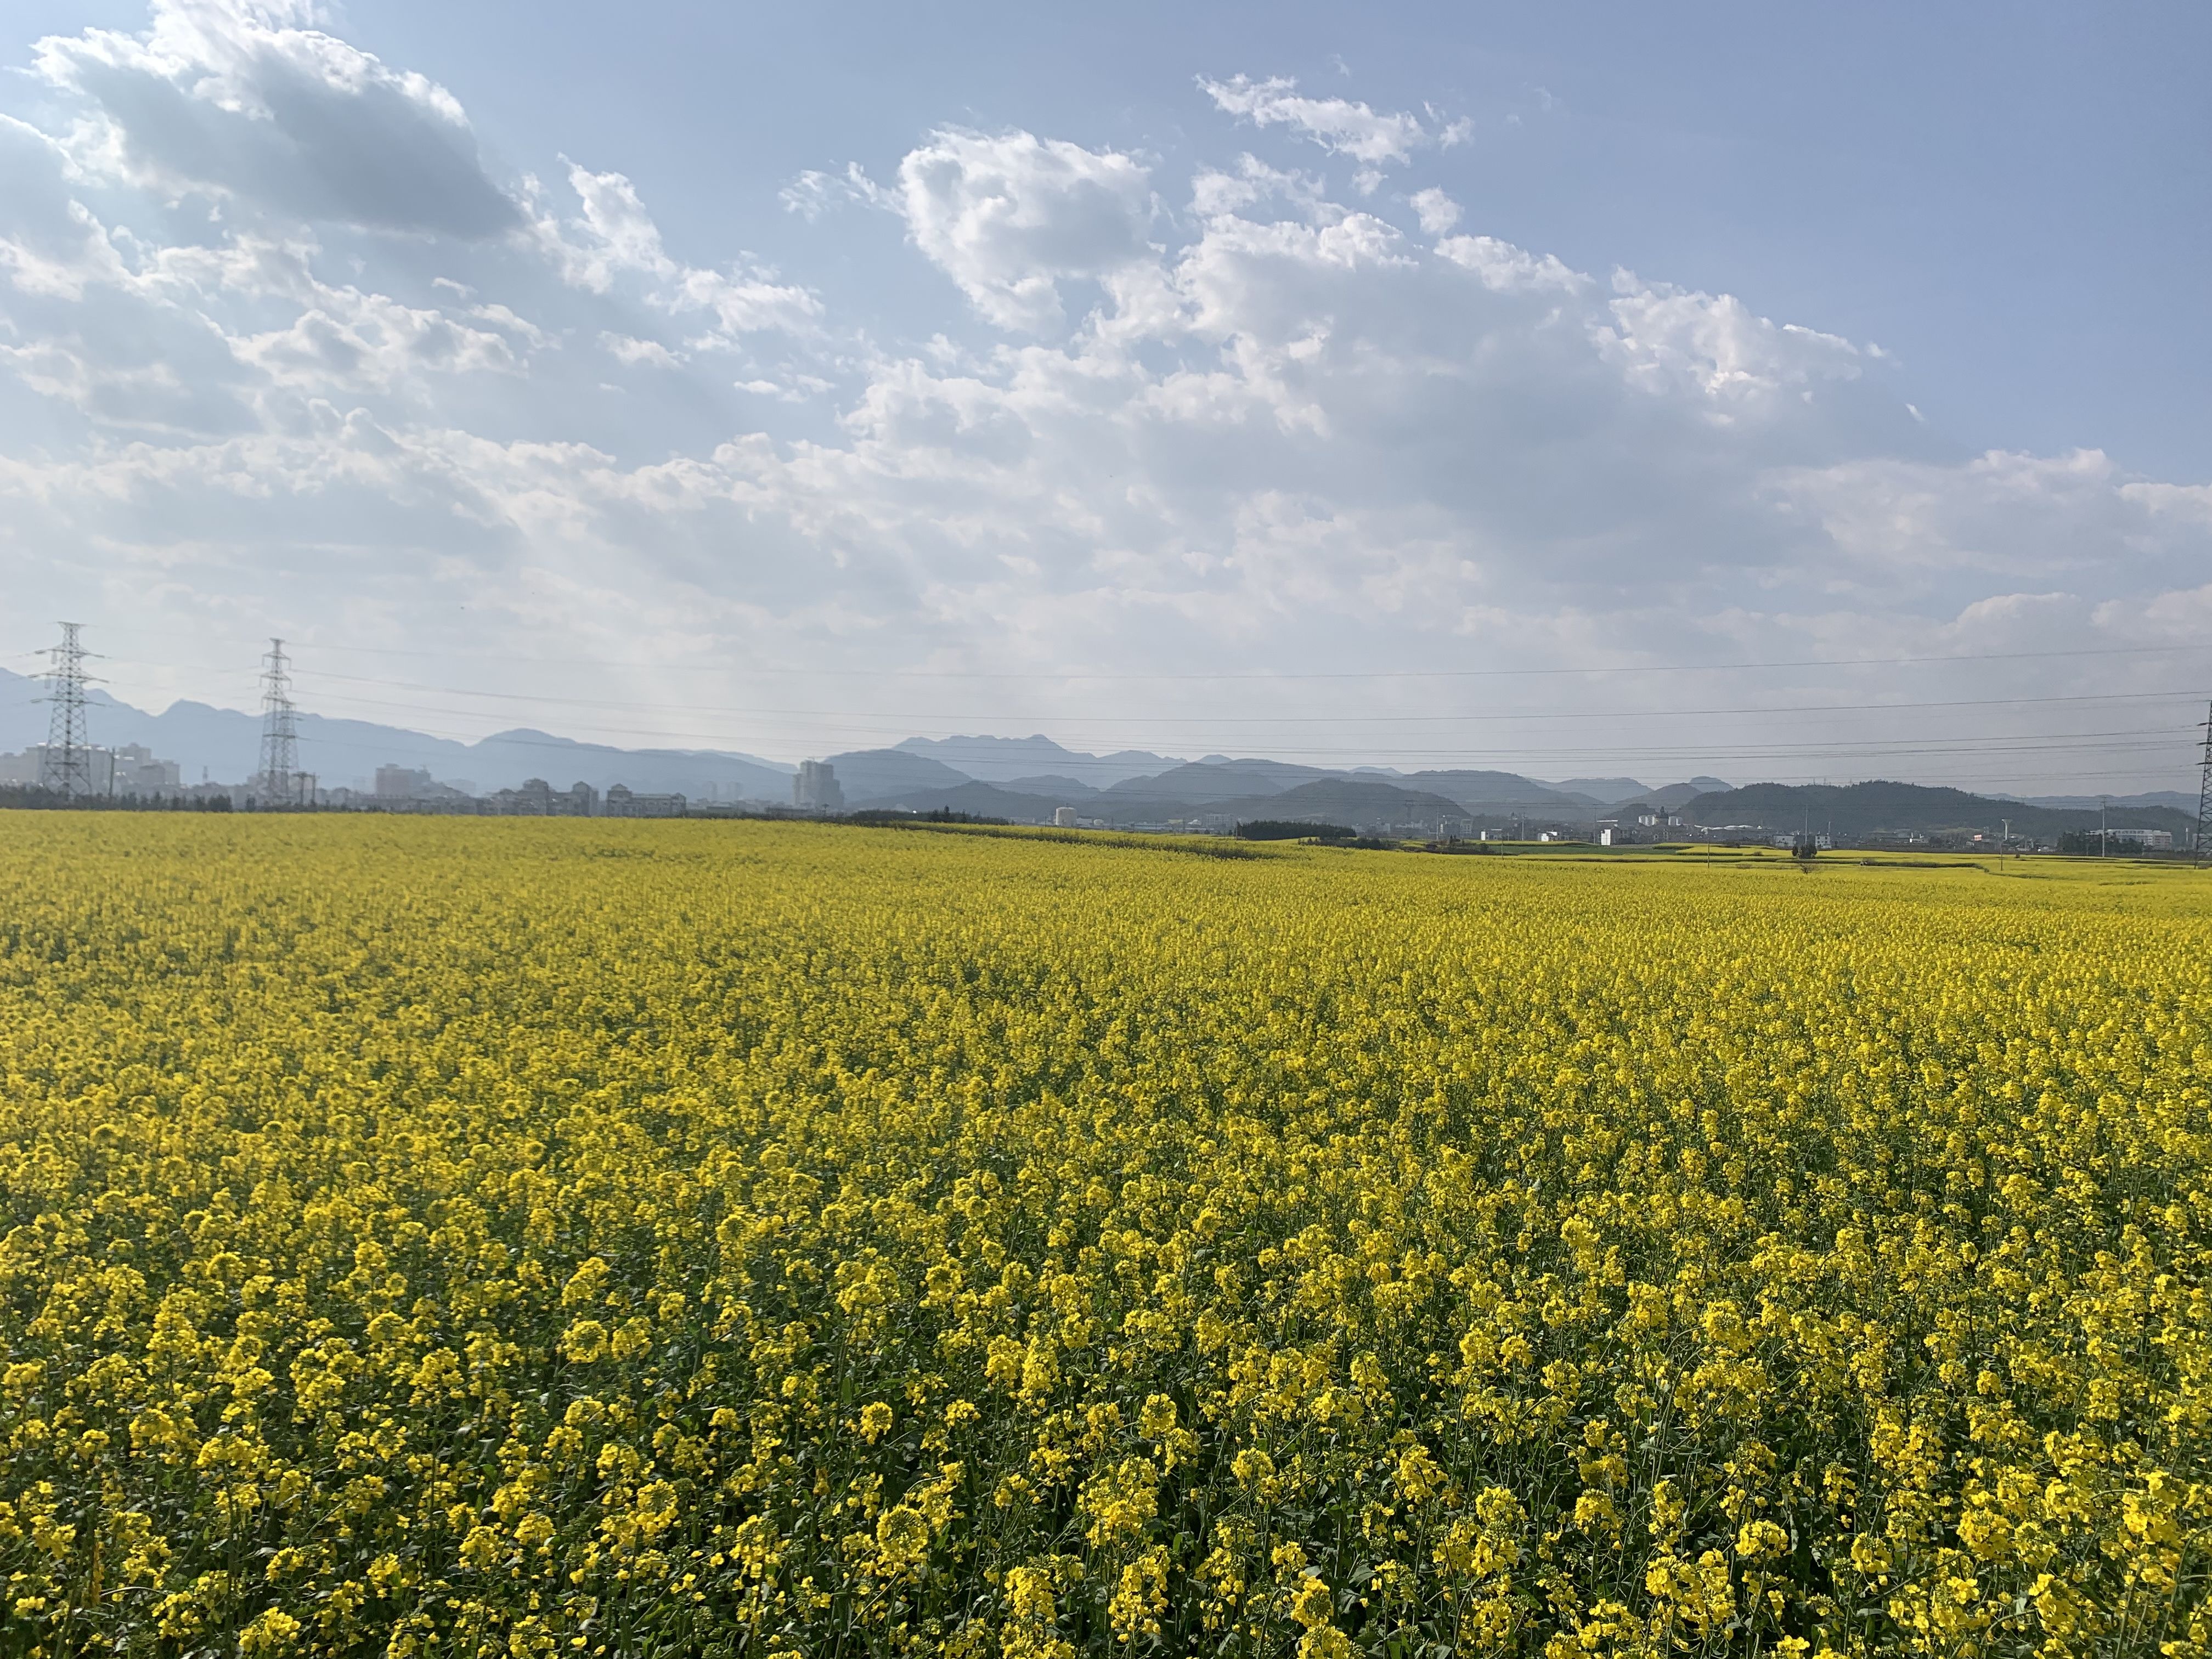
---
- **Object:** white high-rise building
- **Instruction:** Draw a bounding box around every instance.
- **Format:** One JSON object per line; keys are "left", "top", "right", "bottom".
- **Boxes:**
{"left": 113, "top": 744, "right": 182, "bottom": 794}
{"left": 793, "top": 760, "right": 843, "bottom": 812}
{"left": 0, "top": 743, "right": 182, "bottom": 794}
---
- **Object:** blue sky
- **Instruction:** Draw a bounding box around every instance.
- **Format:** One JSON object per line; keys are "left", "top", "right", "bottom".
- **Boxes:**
{"left": 1, "top": 0, "right": 2207, "bottom": 790}
{"left": 340, "top": 0, "right": 2211, "bottom": 478}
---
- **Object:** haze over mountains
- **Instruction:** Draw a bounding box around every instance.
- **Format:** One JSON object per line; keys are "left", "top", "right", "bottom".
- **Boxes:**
{"left": 0, "top": 666, "right": 793, "bottom": 801}
{"left": 1, "top": 664, "right": 2194, "bottom": 839}
{"left": 0, "top": 663, "right": 1743, "bottom": 816}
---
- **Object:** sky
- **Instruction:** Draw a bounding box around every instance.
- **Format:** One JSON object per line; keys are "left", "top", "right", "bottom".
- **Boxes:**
{"left": 1, "top": 0, "right": 2207, "bottom": 791}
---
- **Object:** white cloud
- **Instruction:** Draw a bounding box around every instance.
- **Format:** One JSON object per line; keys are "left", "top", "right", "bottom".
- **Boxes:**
{"left": 779, "top": 163, "right": 887, "bottom": 221}
{"left": 1200, "top": 75, "right": 1428, "bottom": 165}
{"left": 1602, "top": 274, "right": 1863, "bottom": 404}
{"left": 1434, "top": 235, "right": 1583, "bottom": 294}
{"left": 0, "top": 119, "right": 139, "bottom": 299}
{"left": 601, "top": 331, "right": 682, "bottom": 368}
{"left": 0, "top": 339, "right": 217, "bottom": 432}
{"left": 0, "top": 10, "right": 2204, "bottom": 788}
{"left": 895, "top": 129, "right": 1156, "bottom": 331}
{"left": 540, "top": 163, "right": 820, "bottom": 343}
{"left": 1409, "top": 187, "right": 1460, "bottom": 235}
{"left": 1199, "top": 75, "right": 1465, "bottom": 190}
{"left": 1191, "top": 154, "right": 1330, "bottom": 221}
{"left": 231, "top": 283, "right": 521, "bottom": 392}
{"left": 30, "top": 0, "right": 520, "bottom": 237}
{"left": 549, "top": 165, "right": 666, "bottom": 289}
{"left": 737, "top": 374, "right": 831, "bottom": 401}
{"left": 469, "top": 303, "right": 548, "bottom": 348}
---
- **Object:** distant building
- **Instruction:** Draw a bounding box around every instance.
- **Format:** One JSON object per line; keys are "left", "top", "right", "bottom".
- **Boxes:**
{"left": 373, "top": 764, "right": 473, "bottom": 806}
{"left": 2109, "top": 827, "right": 2174, "bottom": 850}
{"left": 112, "top": 744, "right": 182, "bottom": 794}
{"left": 375, "top": 765, "right": 467, "bottom": 802}
{"left": 375, "top": 764, "right": 432, "bottom": 798}
{"left": 1053, "top": 805, "right": 1078, "bottom": 827}
{"left": 603, "top": 784, "right": 685, "bottom": 819}
{"left": 0, "top": 742, "right": 184, "bottom": 795}
{"left": 486, "top": 778, "right": 597, "bottom": 816}
{"left": 794, "top": 760, "right": 843, "bottom": 812}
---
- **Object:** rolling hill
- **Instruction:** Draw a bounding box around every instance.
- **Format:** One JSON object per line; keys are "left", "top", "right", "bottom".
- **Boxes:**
{"left": 891, "top": 734, "right": 1180, "bottom": 786}
{"left": 847, "top": 781, "right": 1068, "bottom": 822}
{"left": 1091, "top": 776, "right": 1471, "bottom": 832}
{"left": 1683, "top": 781, "right": 2193, "bottom": 841}
{"left": 821, "top": 748, "right": 973, "bottom": 804}
{"left": 0, "top": 668, "right": 792, "bottom": 798}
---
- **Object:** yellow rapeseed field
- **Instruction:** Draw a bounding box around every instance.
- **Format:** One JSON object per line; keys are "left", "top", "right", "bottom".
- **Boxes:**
{"left": 1, "top": 816, "right": 2207, "bottom": 1658}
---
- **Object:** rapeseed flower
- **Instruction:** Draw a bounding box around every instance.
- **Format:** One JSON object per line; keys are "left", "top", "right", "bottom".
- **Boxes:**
{"left": 0, "top": 814, "right": 2205, "bottom": 1655}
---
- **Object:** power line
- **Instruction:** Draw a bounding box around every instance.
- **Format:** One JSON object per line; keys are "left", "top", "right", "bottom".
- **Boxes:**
{"left": 14, "top": 633, "right": 2202, "bottom": 798}
{"left": 262, "top": 706, "right": 2190, "bottom": 766}
{"left": 40, "top": 626, "right": 2211, "bottom": 683}
{"left": 272, "top": 669, "right": 2208, "bottom": 728}
{"left": 272, "top": 695, "right": 2202, "bottom": 757}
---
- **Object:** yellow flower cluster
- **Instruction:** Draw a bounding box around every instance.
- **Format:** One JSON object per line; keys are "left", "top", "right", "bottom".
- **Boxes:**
{"left": 0, "top": 815, "right": 2207, "bottom": 1657}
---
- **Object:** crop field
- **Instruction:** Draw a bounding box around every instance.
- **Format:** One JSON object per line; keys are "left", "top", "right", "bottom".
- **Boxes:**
{"left": 0, "top": 817, "right": 2207, "bottom": 1659}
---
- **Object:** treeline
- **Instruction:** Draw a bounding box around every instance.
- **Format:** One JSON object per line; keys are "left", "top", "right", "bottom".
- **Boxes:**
{"left": 0, "top": 786, "right": 236, "bottom": 812}
{"left": 1234, "top": 820, "right": 1356, "bottom": 841}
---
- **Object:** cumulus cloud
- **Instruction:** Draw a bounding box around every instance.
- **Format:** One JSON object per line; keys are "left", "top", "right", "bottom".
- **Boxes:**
{"left": 894, "top": 129, "right": 1156, "bottom": 331}
{"left": 1602, "top": 274, "right": 1864, "bottom": 406}
{"left": 231, "top": 283, "right": 522, "bottom": 393}
{"left": 540, "top": 163, "right": 820, "bottom": 343}
{"left": 1191, "top": 154, "right": 1330, "bottom": 221}
{"left": 1409, "top": 187, "right": 1460, "bottom": 235}
{"left": 0, "top": 10, "right": 2204, "bottom": 788}
{"left": 1433, "top": 234, "right": 1582, "bottom": 294}
{"left": 31, "top": 0, "right": 520, "bottom": 237}
{"left": 0, "top": 338, "right": 236, "bottom": 433}
{"left": 601, "top": 331, "right": 684, "bottom": 368}
{"left": 1199, "top": 75, "right": 1467, "bottom": 190}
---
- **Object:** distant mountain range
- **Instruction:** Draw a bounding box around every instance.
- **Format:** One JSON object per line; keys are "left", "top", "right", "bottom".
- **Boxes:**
{"left": 1999, "top": 790, "right": 2199, "bottom": 815}
{"left": 891, "top": 734, "right": 1176, "bottom": 786}
{"left": 0, "top": 667, "right": 791, "bottom": 799}
{"left": 6, "top": 665, "right": 2195, "bottom": 839}
{"left": 1682, "top": 782, "right": 2192, "bottom": 840}
{"left": 0, "top": 670, "right": 1736, "bottom": 812}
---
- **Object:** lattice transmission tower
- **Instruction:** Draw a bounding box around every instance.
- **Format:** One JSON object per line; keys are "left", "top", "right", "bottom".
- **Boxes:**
{"left": 257, "top": 638, "right": 301, "bottom": 805}
{"left": 2197, "top": 698, "right": 2212, "bottom": 865}
{"left": 38, "top": 622, "right": 97, "bottom": 800}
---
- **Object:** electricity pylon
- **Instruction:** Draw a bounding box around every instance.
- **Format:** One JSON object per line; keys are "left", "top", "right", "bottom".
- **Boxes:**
{"left": 257, "top": 638, "right": 301, "bottom": 805}
{"left": 38, "top": 622, "right": 97, "bottom": 800}
{"left": 2197, "top": 699, "right": 2211, "bottom": 864}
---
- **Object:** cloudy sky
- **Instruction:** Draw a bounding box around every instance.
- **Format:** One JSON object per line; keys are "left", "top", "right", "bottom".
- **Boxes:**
{"left": 2, "top": 0, "right": 2207, "bottom": 790}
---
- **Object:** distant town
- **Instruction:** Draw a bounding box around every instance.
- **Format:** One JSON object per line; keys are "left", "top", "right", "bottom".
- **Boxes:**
{"left": 3, "top": 632, "right": 2203, "bottom": 855}
{"left": 1, "top": 741, "right": 2196, "bottom": 856}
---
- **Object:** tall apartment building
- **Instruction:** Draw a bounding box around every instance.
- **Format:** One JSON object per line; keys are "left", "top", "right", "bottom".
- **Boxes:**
{"left": 794, "top": 760, "right": 843, "bottom": 812}
{"left": 0, "top": 742, "right": 183, "bottom": 795}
